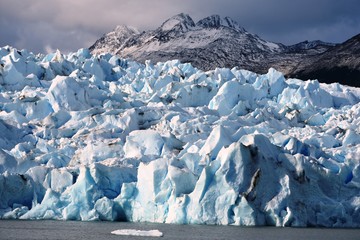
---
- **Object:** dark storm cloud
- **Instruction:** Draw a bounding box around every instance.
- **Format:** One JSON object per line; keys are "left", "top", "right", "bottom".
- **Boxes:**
{"left": 1, "top": 0, "right": 359, "bottom": 53}
{"left": 188, "top": 0, "right": 360, "bottom": 44}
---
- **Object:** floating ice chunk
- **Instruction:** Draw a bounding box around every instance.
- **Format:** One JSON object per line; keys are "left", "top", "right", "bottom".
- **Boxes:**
{"left": 111, "top": 229, "right": 163, "bottom": 237}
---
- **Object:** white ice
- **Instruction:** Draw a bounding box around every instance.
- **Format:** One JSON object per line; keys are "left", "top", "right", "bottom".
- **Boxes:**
{"left": 0, "top": 45, "right": 359, "bottom": 227}
{"left": 111, "top": 229, "right": 163, "bottom": 237}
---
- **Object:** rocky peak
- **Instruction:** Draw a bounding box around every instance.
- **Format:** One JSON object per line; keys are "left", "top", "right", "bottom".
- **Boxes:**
{"left": 334, "top": 33, "right": 360, "bottom": 53}
{"left": 112, "top": 25, "right": 139, "bottom": 38}
{"left": 196, "top": 15, "right": 222, "bottom": 28}
{"left": 160, "top": 13, "right": 195, "bottom": 32}
{"left": 196, "top": 15, "right": 246, "bottom": 33}
{"left": 288, "top": 40, "right": 335, "bottom": 50}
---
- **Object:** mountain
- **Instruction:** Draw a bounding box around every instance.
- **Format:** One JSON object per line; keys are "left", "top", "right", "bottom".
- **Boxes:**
{"left": 288, "top": 34, "right": 360, "bottom": 87}
{"left": 90, "top": 13, "right": 288, "bottom": 72}
{"left": 90, "top": 13, "right": 360, "bottom": 85}
{"left": 91, "top": 25, "right": 140, "bottom": 54}
{"left": 286, "top": 40, "right": 335, "bottom": 53}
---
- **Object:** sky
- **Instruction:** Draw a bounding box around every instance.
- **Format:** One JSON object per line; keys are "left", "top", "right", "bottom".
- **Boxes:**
{"left": 1, "top": 0, "right": 359, "bottom": 54}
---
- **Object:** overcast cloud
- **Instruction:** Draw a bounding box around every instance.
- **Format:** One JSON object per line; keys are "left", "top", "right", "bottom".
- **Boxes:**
{"left": 1, "top": 0, "right": 359, "bottom": 53}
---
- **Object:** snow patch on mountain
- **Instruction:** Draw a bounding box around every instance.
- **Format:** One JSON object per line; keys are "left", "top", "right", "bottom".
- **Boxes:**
{"left": 161, "top": 13, "right": 195, "bottom": 32}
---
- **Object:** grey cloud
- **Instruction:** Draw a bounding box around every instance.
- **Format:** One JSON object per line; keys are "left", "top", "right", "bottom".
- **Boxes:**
{"left": 1, "top": 0, "right": 359, "bottom": 53}
{"left": 188, "top": 0, "right": 360, "bottom": 44}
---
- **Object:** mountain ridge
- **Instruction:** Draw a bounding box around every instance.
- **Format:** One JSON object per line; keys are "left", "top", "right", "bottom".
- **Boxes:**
{"left": 90, "top": 13, "right": 287, "bottom": 73}
{"left": 288, "top": 33, "right": 360, "bottom": 87}
{"left": 89, "top": 13, "right": 359, "bottom": 86}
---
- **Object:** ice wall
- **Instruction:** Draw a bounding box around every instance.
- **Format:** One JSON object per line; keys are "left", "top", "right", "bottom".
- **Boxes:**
{"left": 0, "top": 46, "right": 360, "bottom": 227}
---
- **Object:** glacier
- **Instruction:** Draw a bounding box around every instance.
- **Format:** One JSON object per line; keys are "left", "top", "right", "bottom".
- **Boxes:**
{"left": 0, "top": 45, "right": 360, "bottom": 227}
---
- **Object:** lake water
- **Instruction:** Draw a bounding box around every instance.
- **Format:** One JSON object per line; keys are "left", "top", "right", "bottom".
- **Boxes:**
{"left": 0, "top": 220, "right": 359, "bottom": 240}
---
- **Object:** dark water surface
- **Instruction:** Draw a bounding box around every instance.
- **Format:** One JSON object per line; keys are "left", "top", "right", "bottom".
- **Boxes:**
{"left": 0, "top": 220, "right": 359, "bottom": 240}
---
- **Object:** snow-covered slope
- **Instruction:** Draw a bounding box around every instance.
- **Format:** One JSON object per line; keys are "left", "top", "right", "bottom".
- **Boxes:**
{"left": 91, "top": 25, "right": 140, "bottom": 54}
{"left": 288, "top": 34, "right": 360, "bottom": 87}
{"left": 90, "top": 13, "right": 289, "bottom": 73}
{"left": 1, "top": 46, "right": 360, "bottom": 227}
{"left": 285, "top": 40, "right": 336, "bottom": 53}
{"left": 89, "top": 13, "right": 337, "bottom": 77}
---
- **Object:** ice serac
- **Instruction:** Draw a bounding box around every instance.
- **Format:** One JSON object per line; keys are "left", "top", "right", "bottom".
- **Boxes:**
{"left": 124, "top": 129, "right": 165, "bottom": 159}
{"left": 0, "top": 45, "right": 360, "bottom": 227}
{"left": 47, "top": 76, "right": 90, "bottom": 112}
{"left": 185, "top": 141, "right": 256, "bottom": 225}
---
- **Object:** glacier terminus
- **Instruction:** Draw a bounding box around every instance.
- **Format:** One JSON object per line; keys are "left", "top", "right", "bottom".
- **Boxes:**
{"left": 0, "top": 46, "right": 360, "bottom": 227}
